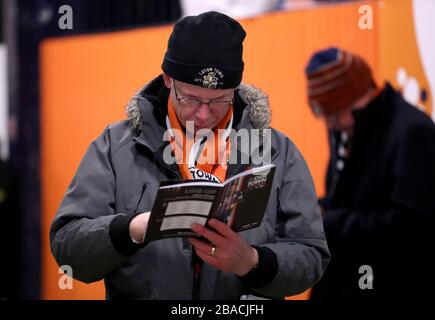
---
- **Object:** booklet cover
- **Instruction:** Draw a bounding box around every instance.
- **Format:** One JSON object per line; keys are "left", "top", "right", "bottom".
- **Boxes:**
{"left": 144, "top": 164, "right": 276, "bottom": 243}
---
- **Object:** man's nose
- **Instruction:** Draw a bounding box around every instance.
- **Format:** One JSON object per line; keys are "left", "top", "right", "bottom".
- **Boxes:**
{"left": 195, "top": 103, "right": 212, "bottom": 120}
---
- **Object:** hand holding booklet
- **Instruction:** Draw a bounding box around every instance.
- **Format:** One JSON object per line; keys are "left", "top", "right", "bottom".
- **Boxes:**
{"left": 144, "top": 164, "right": 276, "bottom": 243}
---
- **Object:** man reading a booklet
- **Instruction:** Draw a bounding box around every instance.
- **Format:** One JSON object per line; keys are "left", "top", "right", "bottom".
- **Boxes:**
{"left": 50, "top": 11, "right": 330, "bottom": 299}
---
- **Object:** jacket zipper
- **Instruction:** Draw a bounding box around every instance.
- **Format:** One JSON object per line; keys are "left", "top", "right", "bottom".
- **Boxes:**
{"left": 192, "top": 250, "right": 203, "bottom": 300}
{"left": 133, "top": 183, "right": 147, "bottom": 214}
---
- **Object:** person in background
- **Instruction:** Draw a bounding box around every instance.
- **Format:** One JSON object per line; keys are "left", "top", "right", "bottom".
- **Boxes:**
{"left": 305, "top": 47, "right": 435, "bottom": 301}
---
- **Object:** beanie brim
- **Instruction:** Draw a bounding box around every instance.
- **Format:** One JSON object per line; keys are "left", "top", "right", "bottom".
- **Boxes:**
{"left": 162, "top": 55, "right": 244, "bottom": 89}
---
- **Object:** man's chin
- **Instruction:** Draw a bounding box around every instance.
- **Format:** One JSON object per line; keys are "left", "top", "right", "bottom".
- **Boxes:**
{"left": 329, "top": 125, "right": 353, "bottom": 133}
{"left": 183, "top": 122, "right": 213, "bottom": 134}
{"left": 194, "top": 124, "right": 214, "bottom": 133}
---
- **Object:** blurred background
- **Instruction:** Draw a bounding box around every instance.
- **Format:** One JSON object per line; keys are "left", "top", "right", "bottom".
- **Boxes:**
{"left": 0, "top": 0, "right": 433, "bottom": 299}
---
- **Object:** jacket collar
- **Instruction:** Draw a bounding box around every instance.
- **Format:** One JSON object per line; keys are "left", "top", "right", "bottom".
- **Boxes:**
{"left": 352, "top": 82, "right": 397, "bottom": 135}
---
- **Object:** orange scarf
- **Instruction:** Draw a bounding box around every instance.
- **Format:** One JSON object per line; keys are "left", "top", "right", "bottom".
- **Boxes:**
{"left": 167, "top": 99, "right": 232, "bottom": 183}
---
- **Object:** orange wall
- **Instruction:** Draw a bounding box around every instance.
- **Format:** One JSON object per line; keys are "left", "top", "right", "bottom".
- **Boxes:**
{"left": 378, "top": 0, "right": 432, "bottom": 115}
{"left": 40, "top": 1, "right": 378, "bottom": 300}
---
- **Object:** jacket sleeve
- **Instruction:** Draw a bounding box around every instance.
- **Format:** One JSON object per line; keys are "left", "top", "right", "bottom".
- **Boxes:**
{"left": 322, "top": 123, "right": 435, "bottom": 247}
{"left": 50, "top": 127, "right": 140, "bottom": 284}
{"left": 244, "top": 134, "right": 331, "bottom": 298}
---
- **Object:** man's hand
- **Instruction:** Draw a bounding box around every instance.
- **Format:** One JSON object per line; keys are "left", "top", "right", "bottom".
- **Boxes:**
{"left": 188, "top": 219, "right": 258, "bottom": 276}
{"left": 129, "top": 212, "right": 151, "bottom": 243}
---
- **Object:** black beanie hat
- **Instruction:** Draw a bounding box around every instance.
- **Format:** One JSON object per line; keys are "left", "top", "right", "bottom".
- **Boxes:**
{"left": 162, "top": 11, "right": 246, "bottom": 89}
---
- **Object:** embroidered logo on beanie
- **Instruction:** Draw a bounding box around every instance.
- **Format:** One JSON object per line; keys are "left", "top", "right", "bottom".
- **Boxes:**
{"left": 195, "top": 68, "right": 224, "bottom": 89}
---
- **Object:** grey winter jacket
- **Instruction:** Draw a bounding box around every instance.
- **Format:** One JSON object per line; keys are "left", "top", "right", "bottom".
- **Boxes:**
{"left": 50, "top": 76, "right": 330, "bottom": 299}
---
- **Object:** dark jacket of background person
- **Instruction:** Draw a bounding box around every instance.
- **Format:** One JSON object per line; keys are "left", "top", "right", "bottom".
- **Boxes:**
{"left": 311, "top": 82, "right": 435, "bottom": 301}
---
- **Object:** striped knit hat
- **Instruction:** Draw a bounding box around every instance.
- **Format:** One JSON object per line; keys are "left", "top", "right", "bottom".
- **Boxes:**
{"left": 305, "top": 47, "right": 376, "bottom": 116}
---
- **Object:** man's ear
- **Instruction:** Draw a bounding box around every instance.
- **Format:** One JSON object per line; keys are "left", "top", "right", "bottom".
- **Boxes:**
{"left": 162, "top": 73, "right": 171, "bottom": 88}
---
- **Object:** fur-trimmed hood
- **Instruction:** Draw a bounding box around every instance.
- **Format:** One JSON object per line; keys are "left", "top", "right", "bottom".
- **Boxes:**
{"left": 126, "top": 82, "right": 271, "bottom": 132}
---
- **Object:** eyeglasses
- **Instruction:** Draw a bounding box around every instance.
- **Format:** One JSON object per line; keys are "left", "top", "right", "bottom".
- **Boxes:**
{"left": 173, "top": 81, "right": 233, "bottom": 111}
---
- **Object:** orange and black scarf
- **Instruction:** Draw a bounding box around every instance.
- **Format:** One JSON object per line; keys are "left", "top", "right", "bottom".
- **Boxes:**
{"left": 166, "top": 99, "right": 233, "bottom": 183}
